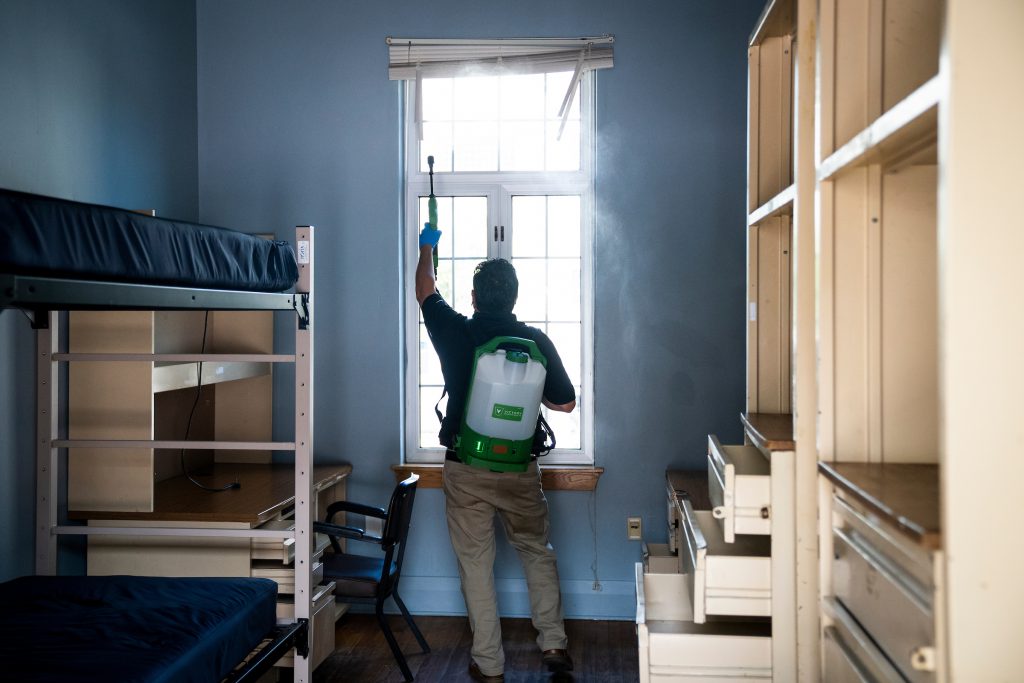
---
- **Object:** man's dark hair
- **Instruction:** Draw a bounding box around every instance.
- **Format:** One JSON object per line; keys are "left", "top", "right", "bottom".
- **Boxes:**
{"left": 473, "top": 258, "right": 518, "bottom": 314}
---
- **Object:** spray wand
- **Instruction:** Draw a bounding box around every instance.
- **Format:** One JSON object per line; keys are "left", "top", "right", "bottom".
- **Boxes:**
{"left": 427, "top": 155, "right": 438, "bottom": 275}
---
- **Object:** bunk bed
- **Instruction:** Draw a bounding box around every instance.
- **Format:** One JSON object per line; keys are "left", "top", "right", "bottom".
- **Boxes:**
{"left": 0, "top": 188, "right": 321, "bottom": 683}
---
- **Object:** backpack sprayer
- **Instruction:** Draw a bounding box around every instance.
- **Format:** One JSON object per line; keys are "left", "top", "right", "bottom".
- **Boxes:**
{"left": 425, "top": 154, "right": 553, "bottom": 472}
{"left": 455, "top": 336, "right": 548, "bottom": 472}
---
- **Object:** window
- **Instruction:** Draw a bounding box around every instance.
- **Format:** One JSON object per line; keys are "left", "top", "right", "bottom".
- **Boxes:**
{"left": 404, "top": 70, "right": 595, "bottom": 465}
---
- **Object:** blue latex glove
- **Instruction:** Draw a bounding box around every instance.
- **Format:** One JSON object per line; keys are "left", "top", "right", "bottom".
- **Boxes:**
{"left": 419, "top": 223, "right": 441, "bottom": 248}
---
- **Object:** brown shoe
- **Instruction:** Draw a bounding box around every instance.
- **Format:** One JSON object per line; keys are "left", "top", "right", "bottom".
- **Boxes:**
{"left": 468, "top": 660, "right": 505, "bottom": 682}
{"left": 542, "top": 648, "right": 574, "bottom": 672}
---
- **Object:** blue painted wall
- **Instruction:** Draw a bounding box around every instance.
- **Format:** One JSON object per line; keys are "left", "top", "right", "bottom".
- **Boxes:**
{"left": 0, "top": 0, "right": 759, "bottom": 617}
{"left": 196, "top": 0, "right": 761, "bottom": 618}
{"left": 0, "top": 0, "right": 198, "bottom": 581}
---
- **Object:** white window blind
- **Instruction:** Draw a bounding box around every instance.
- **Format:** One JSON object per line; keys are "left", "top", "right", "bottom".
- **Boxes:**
{"left": 387, "top": 36, "right": 614, "bottom": 140}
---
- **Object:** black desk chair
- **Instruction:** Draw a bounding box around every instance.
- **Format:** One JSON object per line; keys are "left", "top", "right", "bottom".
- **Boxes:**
{"left": 314, "top": 474, "right": 429, "bottom": 682}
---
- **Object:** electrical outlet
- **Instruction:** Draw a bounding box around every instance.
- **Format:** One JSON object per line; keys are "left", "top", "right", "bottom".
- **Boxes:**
{"left": 627, "top": 516, "right": 642, "bottom": 541}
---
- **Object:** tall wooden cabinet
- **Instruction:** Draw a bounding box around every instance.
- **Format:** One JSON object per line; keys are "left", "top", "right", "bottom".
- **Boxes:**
{"left": 816, "top": 0, "right": 1024, "bottom": 681}
{"left": 638, "top": 0, "right": 1023, "bottom": 680}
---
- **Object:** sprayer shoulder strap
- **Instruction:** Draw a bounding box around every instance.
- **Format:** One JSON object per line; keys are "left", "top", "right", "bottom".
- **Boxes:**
{"left": 433, "top": 321, "right": 491, "bottom": 425}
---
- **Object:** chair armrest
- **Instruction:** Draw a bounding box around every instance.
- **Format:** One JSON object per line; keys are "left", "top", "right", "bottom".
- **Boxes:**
{"left": 325, "top": 500, "right": 387, "bottom": 523}
{"left": 314, "top": 521, "right": 367, "bottom": 541}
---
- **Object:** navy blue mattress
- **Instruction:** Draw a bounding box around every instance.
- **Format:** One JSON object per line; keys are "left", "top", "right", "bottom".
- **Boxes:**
{"left": 0, "top": 575, "right": 278, "bottom": 683}
{"left": 0, "top": 189, "right": 298, "bottom": 292}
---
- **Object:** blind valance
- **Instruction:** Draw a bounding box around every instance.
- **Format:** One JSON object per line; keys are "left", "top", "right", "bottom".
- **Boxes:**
{"left": 386, "top": 36, "right": 614, "bottom": 140}
{"left": 386, "top": 36, "right": 614, "bottom": 80}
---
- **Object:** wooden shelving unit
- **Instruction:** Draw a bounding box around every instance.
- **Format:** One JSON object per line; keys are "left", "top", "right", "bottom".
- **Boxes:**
{"left": 814, "top": 0, "right": 945, "bottom": 669}
{"left": 809, "top": 0, "right": 1024, "bottom": 680}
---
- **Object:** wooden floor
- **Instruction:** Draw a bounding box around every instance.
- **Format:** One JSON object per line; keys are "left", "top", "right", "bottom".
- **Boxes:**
{"left": 311, "top": 613, "right": 640, "bottom": 682}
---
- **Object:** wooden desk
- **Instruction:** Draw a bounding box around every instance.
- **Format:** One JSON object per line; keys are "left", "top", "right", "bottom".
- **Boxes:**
{"left": 70, "top": 463, "right": 351, "bottom": 525}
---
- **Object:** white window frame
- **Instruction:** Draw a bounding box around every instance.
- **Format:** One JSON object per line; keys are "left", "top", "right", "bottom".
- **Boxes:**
{"left": 403, "top": 73, "right": 596, "bottom": 465}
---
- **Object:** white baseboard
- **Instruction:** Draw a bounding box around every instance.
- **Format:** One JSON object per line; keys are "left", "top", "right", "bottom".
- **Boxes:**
{"left": 361, "top": 575, "right": 636, "bottom": 620}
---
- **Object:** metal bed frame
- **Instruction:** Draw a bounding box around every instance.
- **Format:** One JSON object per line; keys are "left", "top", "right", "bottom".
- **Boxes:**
{"left": 4, "top": 226, "right": 318, "bottom": 683}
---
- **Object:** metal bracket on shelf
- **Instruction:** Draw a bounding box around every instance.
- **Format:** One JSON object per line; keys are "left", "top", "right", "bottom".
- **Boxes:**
{"left": 295, "top": 294, "right": 311, "bottom": 329}
{"left": 295, "top": 617, "right": 310, "bottom": 658}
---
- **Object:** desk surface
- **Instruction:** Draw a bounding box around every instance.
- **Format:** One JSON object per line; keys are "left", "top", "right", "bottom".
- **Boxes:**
{"left": 741, "top": 412, "right": 795, "bottom": 452}
{"left": 69, "top": 462, "right": 351, "bottom": 526}
{"left": 819, "top": 461, "right": 941, "bottom": 549}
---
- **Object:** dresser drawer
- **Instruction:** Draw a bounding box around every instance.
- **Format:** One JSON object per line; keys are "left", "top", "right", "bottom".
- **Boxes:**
{"left": 252, "top": 560, "right": 324, "bottom": 595}
{"left": 831, "top": 493, "right": 937, "bottom": 683}
{"left": 251, "top": 519, "right": 297, "bottom": 562}
{"left": 706, "top": 435, "right": 771, "bottom": 543}
{"left": 677, "top": 497, "right": 771, "bottom": 623}
{"left": 822, "top": 597, "right": 906, "bottom": 683}
{"left": 643, "top": 542, "right": 680, "bottom": 574}
{"left": 636, "top": 563, "right": 771, "bottom": 682}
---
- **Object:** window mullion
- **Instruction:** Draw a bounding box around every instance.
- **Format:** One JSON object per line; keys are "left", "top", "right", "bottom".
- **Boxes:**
{"left": 496, "top": 185, "right": 513, "bottom": 261}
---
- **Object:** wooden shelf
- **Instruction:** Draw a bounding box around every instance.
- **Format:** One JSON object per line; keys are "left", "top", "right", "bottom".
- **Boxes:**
{"left": 665, "top": 469, "right": 712, "bottom": 511}
{"left": 818, "top": 76, "right": 939, "bottom": 181}
{"left": 391, "top": 463, "right": 603, "bottom": 491}
{"left": 153, "top": 360, "right": 271, "bottom": 393}
{"left": 741, "top": 412, "right": 794, "bottom": 452}
{"left": 749, "top": 0, "right": 794, "bottom": 46}
{"left": 818, "top": 461, "right": 940, "bottom": 550}
{"left": 69, "top": 462, "right": 352, "bottom": 525}
{"left": 748, "top": 183, "right": 795, "bottom": 226}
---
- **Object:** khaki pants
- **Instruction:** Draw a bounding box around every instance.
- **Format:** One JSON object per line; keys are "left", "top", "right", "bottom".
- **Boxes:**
{"left": 443, "top": 459, "right": 568, "bottom": 676}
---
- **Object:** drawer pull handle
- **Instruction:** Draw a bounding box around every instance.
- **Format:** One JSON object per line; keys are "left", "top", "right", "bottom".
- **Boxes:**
{"left": 760, "top": 506, "right": 770, "bottom": 519}
{"left": 712, "top": 506, "right": 726, "bottom": 519}
{"left": 911, "top": 646, "right": 936, "bottom": 672}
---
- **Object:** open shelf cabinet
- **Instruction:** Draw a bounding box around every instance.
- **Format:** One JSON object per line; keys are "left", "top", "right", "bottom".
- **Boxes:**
{"left": 815, "top": 0, "right": 1024, "bottom": 680}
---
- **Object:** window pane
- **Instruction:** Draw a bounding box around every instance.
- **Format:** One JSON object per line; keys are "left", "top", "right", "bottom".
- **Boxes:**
{"left": 453, "top": 196, "right": 488, "bottom": 258}
{"left": 512, "top": 258, "right": 546, "bottom": 321}
{"left": 543, "top": 387, "right": 581, "bottom": 449}
{"left": 547, "top": 323, "right": 582, "bottom": 386}
{"left": 546, "top": 120, "right": 580, "bottom": 171}
{"left": 420, "top": 386, "right": 445, "bottom": 448}
{"left": 548, "top": 259, "right": 581, "bottom": 322}
{"left": 422, "top": 78, "right": 453, "bottom": 121}
{"left": 420, "top": 71, "right": 581, "bottom": 174}
{"left": 545, "top": 71, "right": 579, "bottom": 120}
{"left": 453, "top": 121, "right": 498, "bottom": 171}
{"left": 453, "top": 259, "right": 477, "bottom": 314}
{"left": 500, "top": 121, "right": 545, "bottom": 171}
{"left": 512, "top": 196, "right": 546, "bottom": 257}
{"left": 419, "top": 323, "right": 443, "bottom": 386}
{"left": 454, "top": 76, "right": 498, "bottom": 120}
{"left": 433, "top": 259, "right": 454, "bottom": 305}
{"left": 421, "top": 122, "right": 453, "bottom": 173}
{"left": 501, "top": 73, "right": 545, "bottom": 120}
{"left": 547, "top": 195, "right": 581, "bottom": 257}
{"left": 420, "top": 196, "right": 453, "bottom": 255}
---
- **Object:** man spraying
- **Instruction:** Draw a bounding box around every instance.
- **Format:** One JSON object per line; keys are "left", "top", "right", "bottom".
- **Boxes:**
{"left": 416, "top": 224, "right": 576, "bottom": 682}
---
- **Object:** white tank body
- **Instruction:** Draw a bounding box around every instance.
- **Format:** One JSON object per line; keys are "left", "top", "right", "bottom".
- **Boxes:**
{"left": 465, "top": 350, "right": 546, "bottom": 440}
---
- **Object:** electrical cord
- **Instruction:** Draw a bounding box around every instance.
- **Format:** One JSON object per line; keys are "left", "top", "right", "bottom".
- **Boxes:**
{"left": 181, "top": 311, "right": 240, "bottom": 492}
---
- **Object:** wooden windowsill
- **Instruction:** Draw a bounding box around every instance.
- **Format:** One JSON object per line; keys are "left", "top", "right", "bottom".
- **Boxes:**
{"left": 391, "top": 463, "right": 604, "bottom": 491}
